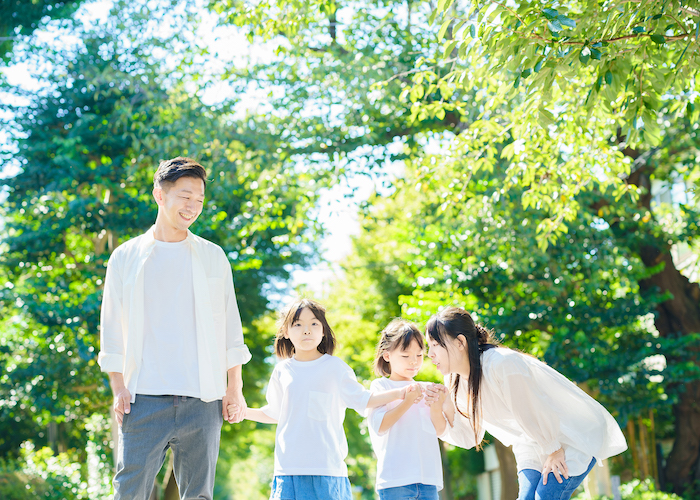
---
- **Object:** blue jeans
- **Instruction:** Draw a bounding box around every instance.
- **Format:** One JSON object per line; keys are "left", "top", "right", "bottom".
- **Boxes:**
{"left": 378, "top": 483, "right": 439, "bottom": 500}
{"left": 270, "top": 475, "right": 352, "bottom": 500}
{"left": 517, "top": 458, "right": 596, "bottom": 500}
{"left": 114, "top": 395, "right": 223, "bottom": 500}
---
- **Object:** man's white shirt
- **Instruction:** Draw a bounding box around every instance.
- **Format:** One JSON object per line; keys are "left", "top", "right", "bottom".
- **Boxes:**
{"left": 98, "top": 227, "right": 251, "bottom": 402}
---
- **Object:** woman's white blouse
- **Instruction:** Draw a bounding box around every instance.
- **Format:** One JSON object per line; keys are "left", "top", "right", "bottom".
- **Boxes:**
{"left": 442, "top": 348, "right": 627, "bottom": 475}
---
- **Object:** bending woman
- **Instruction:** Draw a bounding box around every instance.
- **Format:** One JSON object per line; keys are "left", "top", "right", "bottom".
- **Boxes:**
{"left": 424, "top": 307, "right": 627, "bottom": 500}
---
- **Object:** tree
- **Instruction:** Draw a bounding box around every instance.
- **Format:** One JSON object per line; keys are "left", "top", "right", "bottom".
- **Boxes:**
{"left": 208, "top": 0, "right": 700, "bottom": 493}
{"left": 0, "top": 5, "right": 321, "bottom": 494}
{"left": 0, "top": 0, "right": 86, "bottom": 60}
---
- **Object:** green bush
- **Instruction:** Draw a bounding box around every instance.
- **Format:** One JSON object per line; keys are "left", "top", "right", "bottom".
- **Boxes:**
{"left": 0, "top": 442, "right": 89, "bottom": 500}
{"left": 573, "top": 478, "right": 683, "bottom": 500}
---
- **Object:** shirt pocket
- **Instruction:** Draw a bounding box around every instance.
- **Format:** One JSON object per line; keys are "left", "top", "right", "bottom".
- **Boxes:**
{"left": 207, "top": 277, "right": 225, "bottom": 315}
{"left": 308, "top": 391, "right": 332, "bottom": 421}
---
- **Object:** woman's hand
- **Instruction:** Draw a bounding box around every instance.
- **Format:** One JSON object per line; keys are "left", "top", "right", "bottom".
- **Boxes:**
{"left": 542, "top": 448, "right": 569, "bottom": 485}
{"left": 403, "top": 383, "right": 423, "bottom": 404}
{"left": 423, "top": 383, "right": 447, "bottom": 407}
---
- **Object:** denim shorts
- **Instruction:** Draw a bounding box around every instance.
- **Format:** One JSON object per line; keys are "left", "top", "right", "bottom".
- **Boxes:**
{"left": 517, "top": 457, "right": 596, "bottom": 500}
{"left": 270, "top": 475, "right": 352, "bottom": 500}
{"left": 378, "top": 483, "right": 439, "bottom": 500}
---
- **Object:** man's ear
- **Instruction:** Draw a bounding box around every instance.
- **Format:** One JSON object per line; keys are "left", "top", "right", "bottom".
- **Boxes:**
{"left": 153, "top": 187, "right": 164, "bottom": 206}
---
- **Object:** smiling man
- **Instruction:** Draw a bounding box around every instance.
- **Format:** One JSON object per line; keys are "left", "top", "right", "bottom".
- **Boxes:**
{"left": 98, "top": 157, "right": 251, "bottom": 499}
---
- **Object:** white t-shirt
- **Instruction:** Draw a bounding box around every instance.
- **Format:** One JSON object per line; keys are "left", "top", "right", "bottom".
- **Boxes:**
{"left": 261, "top": 354, "right": 372, "bottom": 477}
{"left": 442, "top": 348, "right": 627, "bottom": 476}
{"left": 135, "top": 240, "right": 200, "bottom": 397}
{"left": 367, "top": 378, "right": 443, "bottom": 491}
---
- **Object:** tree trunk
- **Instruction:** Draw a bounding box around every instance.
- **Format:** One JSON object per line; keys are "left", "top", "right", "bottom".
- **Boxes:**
{"left": 620, "top": 162, "right": 700, "bottom": 494}
{"left": 494, "top": 441, "right": 518, "bottom": 500}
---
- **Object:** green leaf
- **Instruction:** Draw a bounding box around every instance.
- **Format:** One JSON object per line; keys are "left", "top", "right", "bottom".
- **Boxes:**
{"left": 534, "top": 58, "right": 544, "bottom": 72}
{"left": 437, "top": 0, "right": 455, "bottom": 15}
{"left": 650, "top": 34, "right": 666, "bottom": 44}
{"left": 579, "top": 49, "right": 590, "bottom": 64}
{"left": 590, "top": 48, "right": 602, "bottom": 60}
{"left": 470, "top": 24, "right": 476, "bottom": 38}
{"left": 522, "top": 68, "right": 532, "bottom": 78}
{"left": 547, "top": 20, "right": 563, "bottom": 33}
{"left": 558, "top": 15, "right": 576, "bottom": 29}
{"left": 443, "top": 40, "right": 458, "bottom": 59}
{"left": 605, "top": 70, "right": 613, "bottom": 85}
{"left": 542, "top": 8, "right": 559, "bottom": 20}
{"left": 428, "top": 8, "right": 439, "bottom": 25}
{"left": 632, "top": 26, "right": 645, "bottom": 34}
{"left": 438, "top": 18, "right": 451, "bottom": 41}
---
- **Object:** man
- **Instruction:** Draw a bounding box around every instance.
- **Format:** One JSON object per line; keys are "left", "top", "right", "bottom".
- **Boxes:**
{"left": 98, "top": 157, "right": 251, "bottom": 499}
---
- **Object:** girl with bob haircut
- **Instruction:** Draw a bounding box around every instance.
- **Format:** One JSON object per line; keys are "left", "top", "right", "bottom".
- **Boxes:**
{"left": 229, "top": 299, "right": 414, "bottom": 500}
{"left": 367, "top": 319, "right": 447, "bottom": 500}
{"left": 423, "top": 306, "right": 627, "bottom": 500}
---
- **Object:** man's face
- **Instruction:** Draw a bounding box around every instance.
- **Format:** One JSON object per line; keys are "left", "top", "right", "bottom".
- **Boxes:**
{"left": 154, "top": 176, "right": 205, "bottom": 233}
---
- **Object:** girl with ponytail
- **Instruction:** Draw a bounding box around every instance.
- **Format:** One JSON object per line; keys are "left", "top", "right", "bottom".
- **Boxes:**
{"left": 423, "top": 307, "right": 627, "bottom": 500}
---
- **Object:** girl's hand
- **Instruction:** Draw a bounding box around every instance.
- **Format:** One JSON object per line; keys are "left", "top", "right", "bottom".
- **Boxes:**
{"left": 542, "top": 448, "right": 569, "bottom": 485}
{"left": 403, "top": 383, "right": 423, "bottom": 404}
{"left": 423, "top": 383, "right": 447, "bottom": 407}
{"left": 226, "top": 404, "right": 240, "bottom": 422}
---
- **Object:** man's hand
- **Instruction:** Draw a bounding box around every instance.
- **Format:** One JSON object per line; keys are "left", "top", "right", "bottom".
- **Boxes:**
{"left": 542, "top": 448, "right": 569, "bottom": 485}
{"left": 109, "top": 372, "right": 131, "bottom": 427}
{"left": 222, "top": 388, "right": 247, "bottom": 424}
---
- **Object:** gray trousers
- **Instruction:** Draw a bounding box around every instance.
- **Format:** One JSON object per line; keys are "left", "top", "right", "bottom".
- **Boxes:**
{"left": 114, "top": 395, "right": 223, "bottom": 500}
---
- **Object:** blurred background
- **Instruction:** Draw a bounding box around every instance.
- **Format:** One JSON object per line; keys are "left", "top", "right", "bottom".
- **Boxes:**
{"left": 1, "top": 0, "right": 699, "bottom": 499}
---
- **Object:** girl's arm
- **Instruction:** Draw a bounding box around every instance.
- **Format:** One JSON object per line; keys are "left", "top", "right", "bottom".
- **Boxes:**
{"left": 366, "top": 383, "right": 416, "bottom": 409}
{"left": 377, "top": 384, "right": 422, "bottom": 433}
{"left": 227, "top": 405, "right": 278, "bottom": 424}
{"left": 246, "top": 408, "right": 278, "bottom": 424}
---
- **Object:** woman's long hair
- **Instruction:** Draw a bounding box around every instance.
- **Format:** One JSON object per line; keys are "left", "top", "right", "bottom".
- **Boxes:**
{"left": 425, "top": 307, "right": 498, "bottom": 448}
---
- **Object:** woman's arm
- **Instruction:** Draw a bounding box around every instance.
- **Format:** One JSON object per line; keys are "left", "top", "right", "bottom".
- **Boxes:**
{"left": 377, "top": 384, "right": 423, "bottom": 433}
{"left": 427, "top": 384, "right": 448, "bottom": 435}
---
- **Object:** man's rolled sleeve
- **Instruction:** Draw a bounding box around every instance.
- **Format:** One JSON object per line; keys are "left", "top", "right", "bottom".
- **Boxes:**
{"left": 98, "top": 255, "right": 125, "bottom": 374}
{"left": 226, "top": 345, "right": 252, "bottom": 369}
{"left": 222, "top": 255, "right": 252, "bottom": 369}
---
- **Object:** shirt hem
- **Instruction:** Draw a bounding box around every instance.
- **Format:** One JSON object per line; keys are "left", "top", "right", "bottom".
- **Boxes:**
{"left": 273, "top": 469, "right": 348, "bottom": 477}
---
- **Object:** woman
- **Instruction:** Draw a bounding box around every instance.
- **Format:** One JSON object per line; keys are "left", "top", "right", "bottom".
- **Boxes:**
{"left": 424, "top": 307, "right": 627, "bottom": 500}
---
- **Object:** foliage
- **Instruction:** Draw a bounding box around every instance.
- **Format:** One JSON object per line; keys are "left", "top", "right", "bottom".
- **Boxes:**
{"left": 0, "top": 0, "right": 85, "bottom": 60}
{"left": 0, "top": 442, "right": 88, "bottom": 500}
{"left": 0, "top": 2, "right": 322, "bottom": 483}
{"left": 573, "top": 478, "right": 684, "bottom": 500}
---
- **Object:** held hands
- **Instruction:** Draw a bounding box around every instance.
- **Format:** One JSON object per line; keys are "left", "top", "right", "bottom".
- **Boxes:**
{"left": 113, "top": 387, "right": 132, "bottom": 426}
{"left": 223, "top": 389, "right": 247, "bottom": 424}
{"left": 542, "top": 448, "right": 569, "bottom": 485}
{"left": 422, "top": 383, "right": 448, "bottom": 407}
{"left": 402, "top": 383, "right": 423, "bottom": 404}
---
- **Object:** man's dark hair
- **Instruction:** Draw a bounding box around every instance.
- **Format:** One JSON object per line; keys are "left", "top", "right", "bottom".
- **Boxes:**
{"left": 153, "top": 157, "right": 207, "bottom": 190}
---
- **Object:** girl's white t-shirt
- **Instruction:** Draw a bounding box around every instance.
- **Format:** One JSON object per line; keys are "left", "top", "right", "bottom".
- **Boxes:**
{"left": 367, "top": 378, "right": 444, "bottom": 491}
{"left": 136, "top": 239, "right": 200, "bottom": 397}
{"left": 441, "top": 348, "right": 628, "bottom": 476}
{"left": 261, "top": 354, "right": 372, "bottom": 477}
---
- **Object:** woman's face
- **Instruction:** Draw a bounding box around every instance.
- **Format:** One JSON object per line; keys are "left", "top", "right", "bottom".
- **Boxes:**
{"left": 426, "top": 332, "right": 468, "bottom": 376}
{"left": 426, "top": 333, "right": 452, "bottom": 375}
